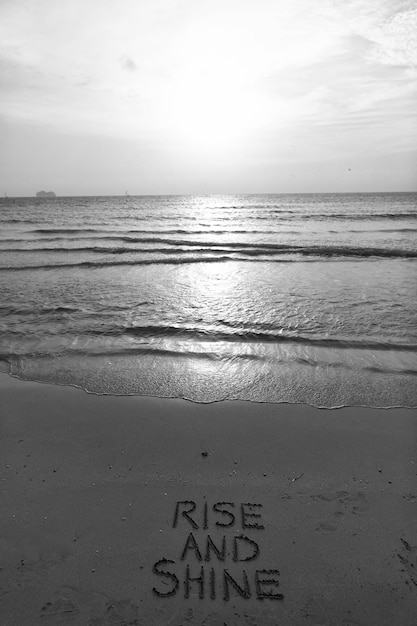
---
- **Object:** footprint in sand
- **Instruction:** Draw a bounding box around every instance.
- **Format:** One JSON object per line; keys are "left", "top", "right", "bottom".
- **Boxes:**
{"left": 311, "top": 490, "right": 368, "bottom": 512}
{"left": 397, "top": 538, "right": 417, "bottom": 587}
{"left": 40, "top": 586, "right": 109, "bottom": 623}
{"left": 341, "top": 492, "right": 368, "bottom": 516}
{"left": 316, "top": 521, "right": 339, "bottom": 533}
{"left": 311, "top": 490, "right": 349, "bottom": 503}
{"left": 40, "top": 596, "right": 79, "bottom": 621}
{"left": 311, "top": 491, "right": 369, "bottom": 533}
{"left": 402, "top": 493, "right": 416, "bottom": 502}
{"left": 39, "top": 587, "right": 141, "bottom": 625}
{"left": 88, "top": 599, "right": 142, "bottom": 625}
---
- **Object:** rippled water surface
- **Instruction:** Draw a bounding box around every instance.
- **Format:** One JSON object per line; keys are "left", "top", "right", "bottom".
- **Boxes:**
{"left": 1, "top": 193, "right": 416, "bottom": 406}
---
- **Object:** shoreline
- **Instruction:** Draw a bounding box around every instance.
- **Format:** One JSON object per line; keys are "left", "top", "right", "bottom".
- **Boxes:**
{"left": 5, "top": 370, "right": 417, "bottom": 410}
{"left": 5, "top": 356, "right": 417, "bottom": 408}
{"left": 1, "top": 373, "right": 416, "bottom": 625}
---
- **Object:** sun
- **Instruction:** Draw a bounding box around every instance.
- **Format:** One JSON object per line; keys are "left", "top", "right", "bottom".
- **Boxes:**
{"left": 150, "top": 10, "right": 304, "bottom": 163}
{"left": 160, "top": 60, "right": 294, "bottom": 162}
{"left": 168, "top": 76, "right": 254, "bottom": 156}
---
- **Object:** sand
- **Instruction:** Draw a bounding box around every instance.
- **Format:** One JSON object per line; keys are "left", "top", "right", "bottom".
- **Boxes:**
{"left": 0, "top": 373, "right": 416, "bottom": 625}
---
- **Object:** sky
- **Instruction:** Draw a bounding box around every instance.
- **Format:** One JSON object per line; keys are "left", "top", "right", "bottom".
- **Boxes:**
{"left": 0, "top": 0, "right": 416, "bottom": 196}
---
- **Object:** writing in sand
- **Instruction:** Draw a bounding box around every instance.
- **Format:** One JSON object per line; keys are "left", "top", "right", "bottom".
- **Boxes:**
{"left": 152, "top": 500, "right": 283, "bottom": 601}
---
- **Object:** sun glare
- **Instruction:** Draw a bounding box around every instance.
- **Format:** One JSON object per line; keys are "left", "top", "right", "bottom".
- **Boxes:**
{"left": 165, "top": 70, "right": 293, "bottom": 159}
{"left": 168, "top": 79, "right": 250, "bottom": 155}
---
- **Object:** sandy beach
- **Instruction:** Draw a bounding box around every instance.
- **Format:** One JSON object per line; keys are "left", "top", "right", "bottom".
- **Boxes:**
{"left": 0, "top": 373, "right": 416, "bottom": 625}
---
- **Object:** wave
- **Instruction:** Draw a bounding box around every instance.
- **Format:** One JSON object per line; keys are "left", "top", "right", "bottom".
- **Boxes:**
{"left": 4, "top": 314, "right": 416, "bottom": 351}
{"left": 2, "top": 334, "right": 416, "bottom": 378}
{"left": 0, "top": 218, "right": 40, "bottom": 224}
{"left": 0, "top": 304, "right": 79, "bottom": 316}
{"left": 0, "top": 347, "right": 262, "bottom": 363}
{"left": 342, "top": 228, "right": 417, "bottom": 233}
{"left": 0, "top": 230, "right": 278, "bottom": 244}
{"left": 0, "top": 244, "right": 310, "bottom": 254}
{"left": 102, "top": 238, "right": 417, "bottom": 259}
{"left": 3, "top": 224, "right": 416, "bottom": 246}
{"left": 3, "top": 349, "right": 415, "bottom": 376}
{"left": 1, "top": 240, "right": 416, "bottom": 267}
{"left": 279, "top": 212, "right": 417, "bottom": 220}
{"left": 0, "top": 255, "right": 259, "bottom": 270}
{"left": 40, "top": 323, "right": 411, "bottom": 353}
{"left": 8, "top": 211, "right": 416, "bottom": 239}
{"left": 33, "top": 228, "right": 100, "bottom": 234}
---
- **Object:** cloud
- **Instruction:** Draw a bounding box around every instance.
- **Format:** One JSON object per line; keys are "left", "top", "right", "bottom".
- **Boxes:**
{"left": 0, "top": 0, "right": 415, "bottom": 181}
{"left": 368, "top": 7, "right": 417, "bottom": 66}
{"left": 333, "top": 0, "right": 417, "bottom": 67}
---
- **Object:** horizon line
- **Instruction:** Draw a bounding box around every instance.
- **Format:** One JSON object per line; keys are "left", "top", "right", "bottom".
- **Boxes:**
{"left": 2, "top": 190, "right": 417, "bottom": 199}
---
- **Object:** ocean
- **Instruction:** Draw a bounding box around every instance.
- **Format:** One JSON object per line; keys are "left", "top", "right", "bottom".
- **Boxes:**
{"left": 0, "top": 192, "right": 416, "bottom": 407}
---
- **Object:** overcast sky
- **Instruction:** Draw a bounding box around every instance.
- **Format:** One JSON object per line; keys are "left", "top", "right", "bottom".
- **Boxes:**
{"left": 0, "top": 0, "right": 416, "bottom": 196}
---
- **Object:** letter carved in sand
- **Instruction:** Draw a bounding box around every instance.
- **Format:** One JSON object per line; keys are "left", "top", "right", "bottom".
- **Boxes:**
{"left": 152, "top": 500, "right": 283, "bottom": 602}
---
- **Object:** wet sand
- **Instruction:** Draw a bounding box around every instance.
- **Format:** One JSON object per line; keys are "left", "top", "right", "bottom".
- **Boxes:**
{"left": 0, "top": 373, "right": 416, "bottom": 625}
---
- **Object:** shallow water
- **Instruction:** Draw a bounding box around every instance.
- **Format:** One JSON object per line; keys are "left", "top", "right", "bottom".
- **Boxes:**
{"left": 1, "top": 192, "right": 416, "bottom": 406}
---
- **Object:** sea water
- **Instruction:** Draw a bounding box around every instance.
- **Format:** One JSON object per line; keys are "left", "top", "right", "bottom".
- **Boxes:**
{"left": 0, "top": 193, "right": 416, "bottom": 407}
